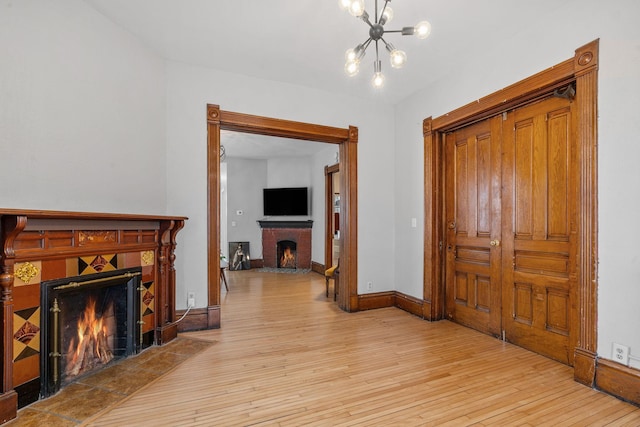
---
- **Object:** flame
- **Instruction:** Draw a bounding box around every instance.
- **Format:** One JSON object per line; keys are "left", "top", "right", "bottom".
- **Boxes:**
{"left": 66, "top": 296, "right": 114, "bottom": 378}
{"left": 280, "top": 247, "right": 296, "bottom": 268}
{"left": 76, "top": 299, "right": 100, "bottom": 357}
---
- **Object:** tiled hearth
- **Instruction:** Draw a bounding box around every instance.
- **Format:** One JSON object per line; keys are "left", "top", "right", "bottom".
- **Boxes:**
{"left": 7, "top": 337, "right": 212, "bottom": 426}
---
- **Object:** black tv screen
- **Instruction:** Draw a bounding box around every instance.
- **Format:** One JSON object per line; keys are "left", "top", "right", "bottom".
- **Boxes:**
{"left": 263, "top": 187, "right": 308, "bottom": 216}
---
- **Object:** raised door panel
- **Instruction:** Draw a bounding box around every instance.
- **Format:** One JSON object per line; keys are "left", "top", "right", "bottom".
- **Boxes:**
{"left": 445, "top": 117, "right": 502, "bottom": 336}
{"left": 502, "top": 96, "right": 578, "bottom": 365}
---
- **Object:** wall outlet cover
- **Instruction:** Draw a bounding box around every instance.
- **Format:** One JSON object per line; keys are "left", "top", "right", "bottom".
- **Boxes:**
{"left": 612, "top": 343, "right": 630, "bottom": 365}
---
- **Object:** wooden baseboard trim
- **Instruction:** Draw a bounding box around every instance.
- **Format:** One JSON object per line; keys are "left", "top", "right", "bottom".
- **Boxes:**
{"left": 207, "top": 305, "right": 221, "bottom": 328}
{"left": 357, "top": 292, "right": 395, "bottom": 310}
{"left": 0, "top": 391, "right": 17, "bottom": 424}
{"left": 176, "top": 307, "right": 209, "bottom": 332}
{"left": 176, "top": 305, "right": 221, "bottom": 332}
{"left": 595, "top": 358, "right": 640, "bottom": 406}
{"left": 574, "top": 347, "right": 597, "bottom": 386}
{"left": 156, "top": 322, "right": 178, "bottom": 345}
{"left": 250, "top": 259, "right": 264, "bottom": 269}
{"left": 356, "top": 291, "right": 424, "bottom": 318}
{"left": 357, "top": 291, "right": 425, "bottom": 317}
{"left": 394, "top": 292, "right": 425, "bottom": 318}
{"left": 311, "top": 261, "right": 325, "bottom": 275}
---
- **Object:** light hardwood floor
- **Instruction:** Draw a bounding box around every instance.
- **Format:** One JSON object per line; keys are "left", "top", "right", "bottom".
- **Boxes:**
{"left": 84, "top": 270, "right": 640, "bottom": 426}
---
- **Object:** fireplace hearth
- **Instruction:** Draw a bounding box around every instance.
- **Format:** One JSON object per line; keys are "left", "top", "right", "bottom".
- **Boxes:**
{"left": 40, "top": 268, "right": 142, "bottom": 397}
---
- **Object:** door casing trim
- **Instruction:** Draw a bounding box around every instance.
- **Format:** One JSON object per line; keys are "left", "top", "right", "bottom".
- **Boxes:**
{"left": 206, "top": 106, "right": 359, "bottom": 315}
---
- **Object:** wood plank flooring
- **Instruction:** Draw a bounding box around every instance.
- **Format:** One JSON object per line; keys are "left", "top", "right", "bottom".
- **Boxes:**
{"left": 83, "top": 270, "right": 640, "bottom": 426}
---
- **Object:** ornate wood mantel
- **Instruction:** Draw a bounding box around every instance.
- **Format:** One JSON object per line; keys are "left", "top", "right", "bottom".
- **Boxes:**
{"left": 0, "top": 209, "right": 186, "bottom": 423}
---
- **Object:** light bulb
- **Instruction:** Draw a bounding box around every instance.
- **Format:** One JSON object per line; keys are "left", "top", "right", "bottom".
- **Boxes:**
{"left": 345, "top": 60, "right": 360, "bottom": 77}
{"left": 372, "top": 71, "right": 385, "bottom": 88}
{"left": 345, "top": 48, "right": 357, "bottom": 62}
{"left": 381, "top": 6, "right": 393, "bottom": 24}
{"left": 389, "top": 49, "right": 407, "bottom": 68}
{"left": 338, "top": 0, "right": 352, "bottom": 11}
{"left": 414, "top": 21, "right": 431, "bottom": 39}
{"left": 348, "top": 0, "right": 365, "bottom": 17}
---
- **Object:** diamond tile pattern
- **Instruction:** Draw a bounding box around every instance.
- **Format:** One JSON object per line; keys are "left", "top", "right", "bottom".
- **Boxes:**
{"left": 78, "top": 254, "right": 117, "bottom": 275}
{"left": 14, "top": 307, "right": 40, "bottom": 362}
{"left": 141, "top": 280, "right": 154, "bottom": 316}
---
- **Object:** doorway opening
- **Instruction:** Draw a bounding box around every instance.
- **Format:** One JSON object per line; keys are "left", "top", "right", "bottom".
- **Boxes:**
{"left": 207, "top": 106, "right": 359, "bottom": 323}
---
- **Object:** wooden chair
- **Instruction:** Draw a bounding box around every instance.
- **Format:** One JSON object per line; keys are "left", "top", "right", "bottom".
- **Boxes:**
{"left": 324, "top": 258, "right": 339, "bottom": 301}
{"left": 220, "top": 260, "right": 229, "bottom": 291}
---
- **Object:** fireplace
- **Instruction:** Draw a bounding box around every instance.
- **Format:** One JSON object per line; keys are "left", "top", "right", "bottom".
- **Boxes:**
{"left": 278, "top": 240, "right": 297, "bottom": 269}
{"left": 258, "top": 220, "right": 312, "bottom": 270}
{"left": 0, "top": 209, "right": 186, "bottom": 423}
{"left": 40, "top": 268, "right": 142, "bottom": 397}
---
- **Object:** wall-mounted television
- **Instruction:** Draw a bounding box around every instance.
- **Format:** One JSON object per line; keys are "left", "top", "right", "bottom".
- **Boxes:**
{"left": 263, "top": 187, "right": 308, "bottom": 216}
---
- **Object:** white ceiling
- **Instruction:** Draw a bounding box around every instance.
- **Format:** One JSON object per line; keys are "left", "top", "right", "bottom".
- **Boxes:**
{"left": 82, "top": 0, "right": 565, "bottom": 104}
{"left": 82, "top": 0, "right": 565, "bottom": 158}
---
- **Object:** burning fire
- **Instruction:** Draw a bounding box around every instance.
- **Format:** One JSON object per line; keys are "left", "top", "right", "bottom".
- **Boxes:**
{"left": 280, "top": 247, "right": 296, "bottom": 268}
{"left": 65, "top": 297, "right": 114, "bottom": 378}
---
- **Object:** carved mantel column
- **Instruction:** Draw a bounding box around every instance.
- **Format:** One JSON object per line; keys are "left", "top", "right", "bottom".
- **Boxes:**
{"left": 0, "top": 215, "right": 27, "bottom": 423}
{"left": 156, "top": 219, "right": 185, "bottom": 344}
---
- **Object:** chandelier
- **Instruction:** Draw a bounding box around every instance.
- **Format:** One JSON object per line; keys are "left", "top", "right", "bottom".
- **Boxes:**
{"left": 339, "top": 0, "right": 431, "bottom": 88}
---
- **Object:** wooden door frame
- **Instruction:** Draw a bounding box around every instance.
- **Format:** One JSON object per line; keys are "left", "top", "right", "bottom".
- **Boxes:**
{"left": 325, "top": 163, "right": 339, "bottom": 271}
{"left": 206, "top": 105, "right": 359, "bottom": 321}
{"left": 423, "top": 40, "right": 599, "bottom": 385}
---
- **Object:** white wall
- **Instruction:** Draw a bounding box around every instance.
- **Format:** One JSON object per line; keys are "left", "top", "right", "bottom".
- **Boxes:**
{"left": 166, "top": 61, "right": 395, "bottom": 309}
{"left": 266, "top": 158, "right": 312, "bottom": 188}
{"left": 0, "top": 0, "right": 166, "bottom": 213}
{"left": 226, "top": 158, "right": 267, "bottom": 260}
{"left": 393, "top": 0, "right": 640, "bottom": 366}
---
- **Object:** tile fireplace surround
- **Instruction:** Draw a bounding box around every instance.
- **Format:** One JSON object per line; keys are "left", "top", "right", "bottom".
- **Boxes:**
{"left": 0, "top": 209, "right": 186, "bottom": 424}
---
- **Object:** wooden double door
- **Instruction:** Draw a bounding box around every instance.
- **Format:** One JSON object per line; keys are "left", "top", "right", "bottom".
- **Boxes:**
{"left": 444, "top": 95, "right": 578, "bottom": 365}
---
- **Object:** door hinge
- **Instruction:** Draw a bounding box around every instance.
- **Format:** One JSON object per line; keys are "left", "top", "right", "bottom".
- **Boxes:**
{"left": 501, "top": 330, "right": 506, "bottom": 341}
{"left": 502, "top": 111, "right": 507, "bottom": 121}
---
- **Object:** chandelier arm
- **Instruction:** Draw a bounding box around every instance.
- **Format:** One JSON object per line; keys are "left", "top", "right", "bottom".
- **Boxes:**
{"left": 379, "top": 0, "right": 390, "bottom": 23}
{"left": 380, "top": 36, "right": 394, "bottom": 51}
{"left": 360, "top": 13, "right": 374, "bottom": 29}
{"left": 375, "top": 0, "right": 379, "bottom": 24}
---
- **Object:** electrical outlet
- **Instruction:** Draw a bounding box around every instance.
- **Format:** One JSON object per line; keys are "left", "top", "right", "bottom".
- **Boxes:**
{"left": 367, "top": 281, "right": 373, "bottom": 291}
{"left": 613, "top": 343, "right": 630, "bottom": 365}
{"left": 187, "top": 292, "right": 195, "bottom": 308}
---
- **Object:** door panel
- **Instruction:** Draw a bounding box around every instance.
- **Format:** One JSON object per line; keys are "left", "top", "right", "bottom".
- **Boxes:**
{"left": 445, "top": 117, "right": 502, "bottom": 336}
{"left": 444, "top": 96, "right": 577, "bottom": 365}
{"left": 502, "top": 97, "right": 577, "bottom": 365}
